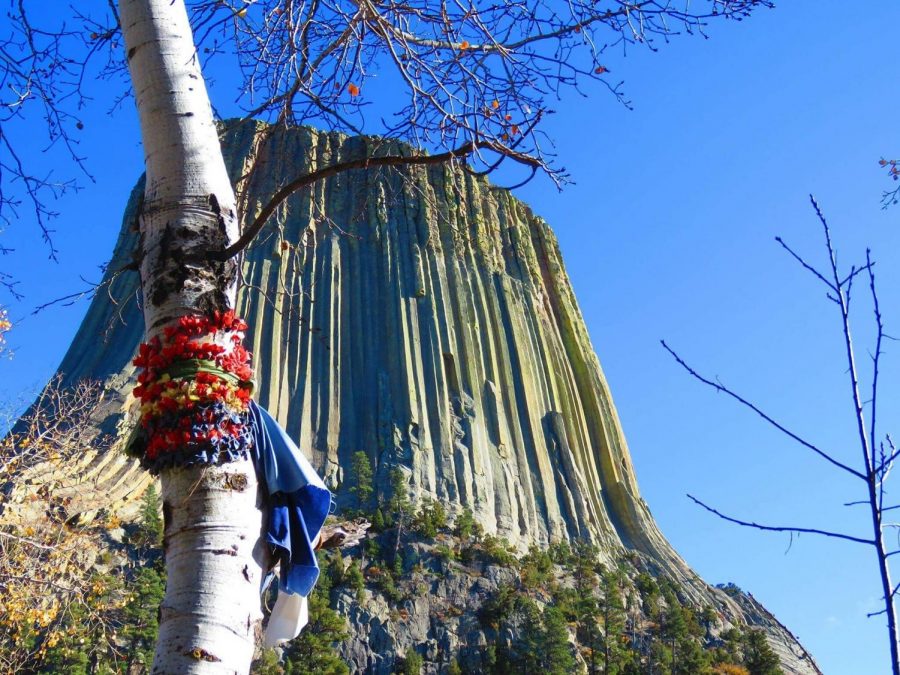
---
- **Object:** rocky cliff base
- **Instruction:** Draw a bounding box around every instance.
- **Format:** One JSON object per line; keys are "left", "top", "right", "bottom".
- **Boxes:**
{"left": 265, "top": 504, "right": 820, "bottom": 674}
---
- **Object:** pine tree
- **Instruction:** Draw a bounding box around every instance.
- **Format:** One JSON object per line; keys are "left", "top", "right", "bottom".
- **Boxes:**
{"left": 278, "top": 563, "right": 350, "bottom": 675}
{"left": 413, "top": 498, "right": 447, "bottom": 538}
{"left": 388, "top": 468, "right": 411, "bottom": 563}
{"left": 344, "top": 560, "right": 365, "bottom": 602}
{"left": 122, "top": 566, "right": 166, "bottom": 672}
{"left": 540, "top": 605, "right": 576, "bottom": 674}
{"left": 599, "top": 569, "right": 630, "bottom": 675}
{"left": 349, "top": 451, "right": 373, "bottom": 511}
{"left": 512, "top": 597, "right": 543, "bottom": 672}
{"left": 743, "top": 630, "right": 783, "bottom": 675}
{"left": 122, "top": 485, "right": 166, "bottom": 672}
{"left": 577, "top": 592, "right": 604, "bottom": 674}
{"left": 569, "top": 549, "right": 600, "bottom": 672}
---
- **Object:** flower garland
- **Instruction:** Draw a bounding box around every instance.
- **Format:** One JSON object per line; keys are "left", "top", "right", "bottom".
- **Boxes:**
{"left": 129, "top": 310, "right": 255, "bottom": 473}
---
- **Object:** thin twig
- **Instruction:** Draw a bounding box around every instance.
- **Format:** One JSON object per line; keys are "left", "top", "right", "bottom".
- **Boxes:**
{"left": 662, "top": 340, "right": 865, "bottom": 480}
{"left": 687, "top": 494, "right": 873, "bottom": 546}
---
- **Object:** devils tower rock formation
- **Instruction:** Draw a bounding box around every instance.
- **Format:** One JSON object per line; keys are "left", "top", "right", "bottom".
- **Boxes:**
{"left": 2, "top": 122, "right": 819, "bottom": 673}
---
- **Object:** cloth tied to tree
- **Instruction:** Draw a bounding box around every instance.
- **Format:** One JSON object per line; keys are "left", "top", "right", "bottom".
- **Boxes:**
{"left": 128, "top": 311, "right": 256, "bottom": 470}
{"left": 249, "top": 401, "right": 332, "bottom": 646}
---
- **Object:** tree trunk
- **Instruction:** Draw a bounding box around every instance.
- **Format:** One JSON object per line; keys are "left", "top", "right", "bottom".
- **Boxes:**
{"left": 119, "top": 1, "right": 264, "bottom": 672}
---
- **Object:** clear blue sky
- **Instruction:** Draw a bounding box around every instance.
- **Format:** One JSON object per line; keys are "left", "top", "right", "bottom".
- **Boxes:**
{"left": 2, "top": 2, "right": 899, "bottom": 673}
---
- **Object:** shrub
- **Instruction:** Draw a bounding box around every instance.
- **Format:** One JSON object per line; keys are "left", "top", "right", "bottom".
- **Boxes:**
{"left": 480, "top": 535, "right": 516, "bottom": 566}
{"left": 413, "top": 498, "right": 447, "bottom": 538}
{"left": 454, "top": 508, "right": 476, "bottom": 539}
{"left": 400, "top": 647, "right": 423, "bottom": 674}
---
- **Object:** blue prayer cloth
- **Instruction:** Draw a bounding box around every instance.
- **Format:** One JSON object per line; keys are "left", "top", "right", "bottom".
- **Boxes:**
{"left": 249, "top": 401, "right": 332, "bottom": 597}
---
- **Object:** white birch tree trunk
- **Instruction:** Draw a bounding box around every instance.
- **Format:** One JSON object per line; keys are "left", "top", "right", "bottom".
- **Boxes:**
{"left": 119, "top": 1, "right": 265, "bottom": 671}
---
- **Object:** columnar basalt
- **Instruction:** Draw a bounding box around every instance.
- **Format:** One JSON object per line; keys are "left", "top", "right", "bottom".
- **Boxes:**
{"left": 6, "top": 122, "right": 819, "bottom": 673}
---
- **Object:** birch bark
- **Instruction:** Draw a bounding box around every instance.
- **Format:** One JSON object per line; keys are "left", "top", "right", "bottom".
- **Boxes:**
{"left": 119, "top": 1, "right": 265, "bottom": 672}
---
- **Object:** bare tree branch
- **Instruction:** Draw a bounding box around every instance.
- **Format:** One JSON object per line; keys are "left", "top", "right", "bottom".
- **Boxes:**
{"left": 687, "top": 494, "right": 874, "bottom": 546}
{"left": 661, "top": 340, "right": 865, "bottom": 480}
{"left": 214, "top": 136, "right": 523, "bottom": 259}
{"left": 870, "top": 583, "right": 900, "bottom": 618}
{"left": 880, "top": 157, "right": 899, "bottom": 209}
{"left": 774, "top": 235, "right": 837, "bottom": 293}
{"left": 0, "top": 0, "right": 776, "bottom": 300}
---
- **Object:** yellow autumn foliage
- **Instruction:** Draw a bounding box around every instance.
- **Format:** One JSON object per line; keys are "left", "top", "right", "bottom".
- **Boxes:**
{"left": 0, "top": 378, "right": 129, "bottom": 673}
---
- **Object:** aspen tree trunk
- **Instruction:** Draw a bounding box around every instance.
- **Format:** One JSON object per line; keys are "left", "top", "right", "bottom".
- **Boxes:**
{"left": 119, "top": 1, "right": 265, "bottom": 672}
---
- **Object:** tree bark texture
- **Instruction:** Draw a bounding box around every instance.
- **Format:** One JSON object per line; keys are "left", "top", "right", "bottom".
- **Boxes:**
{"left": 119, "top": 1, "right": 264, "bottom": 672}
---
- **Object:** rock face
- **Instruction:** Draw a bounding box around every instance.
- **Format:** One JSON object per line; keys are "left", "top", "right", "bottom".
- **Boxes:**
{"left": 51, "top": 122, "right": 660, "bottom": 553}
{"left": 7, "top": 122, "right": 819, "bottom": 673}
{"left": 327, "top": 540, "right": 816, "bottom": 675}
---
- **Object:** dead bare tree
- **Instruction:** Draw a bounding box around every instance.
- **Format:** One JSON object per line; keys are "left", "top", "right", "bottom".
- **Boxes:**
{"left": 663, "top": 195, "right": 899, "bottom": 675}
